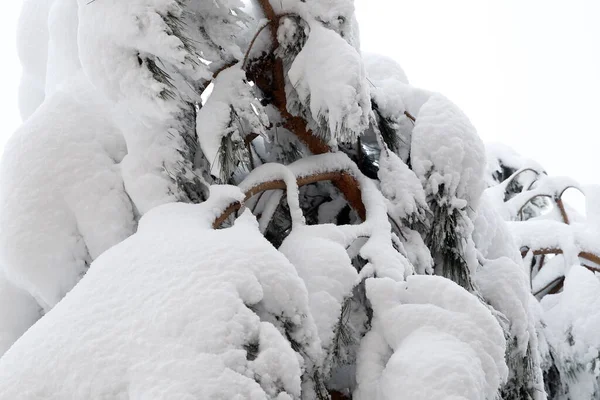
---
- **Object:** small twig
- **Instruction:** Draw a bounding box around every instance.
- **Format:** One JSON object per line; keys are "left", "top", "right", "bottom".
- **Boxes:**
{"left": 555, "top": 197, "right": 570, "bottom": 225}
{"left": 404, "top": 110, "right": 416, "bottom": 123}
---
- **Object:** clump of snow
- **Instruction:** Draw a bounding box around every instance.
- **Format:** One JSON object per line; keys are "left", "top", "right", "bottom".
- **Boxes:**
{"left": 476, "top": 258, "right": 536, "bottom": 357}
{"left": 355, "top": 276, "right": 507, "bottom": 400}
{"left": 363, "top": 52, "right": 432, "bottom": 128}
{"left": 399, "top": 229, "right": 434, "bottom": 275}
{"left": 0, "top": 203, "right": 322, "bottom": 399}
{"left": 280, "top": 224, "right": 357, "bottom": 354}
{"left": 473, "top": 193, "right": 522, "bottom": 263}
{"left": 0, "top": 72, "right": 135, "bottom": 311}
{"left": 288, "top": 22, "right": 371, "bottom": 144}
{"left": 197, "top": 65, "right": 269, "bottom": 180}
{"left": 411, "top": 93, "right": 486, "bottom": 209}
{"left": 377, "top": 147, "right": 428, "bottom": 224}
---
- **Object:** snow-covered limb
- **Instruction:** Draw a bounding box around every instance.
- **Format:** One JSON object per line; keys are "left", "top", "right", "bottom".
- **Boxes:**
{"left": 214, "top": 155, "right": 366, "bottom": 227}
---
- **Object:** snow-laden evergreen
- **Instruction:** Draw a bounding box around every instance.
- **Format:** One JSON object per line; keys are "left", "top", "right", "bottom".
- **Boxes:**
{"left": 1, "top": 0, "right": 599, "bottom": 399}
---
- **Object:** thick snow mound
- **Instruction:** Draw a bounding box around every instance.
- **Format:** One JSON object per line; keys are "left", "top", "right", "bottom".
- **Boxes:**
{"left": 355, "top": 276, "right": 507, "bottom": 400}
{"left": 0, "top": 201, "right": 322, "bottom": 399}
{"left": 0, "top": 72, "right": 135, "bottom": 311}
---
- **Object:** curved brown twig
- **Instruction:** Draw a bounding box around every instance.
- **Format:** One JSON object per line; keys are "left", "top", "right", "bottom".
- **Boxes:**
{"left": 516, "top": 183, "right": 583, "bottom": 224}
{"left": 503, "top": 168, "right": 541, "bottom": 192}
{"left": 242, "top": 20, "right": 272, "bottom": 70}
{"left": 520, "top": 247, "right": 600, "bottom": 270}
{"left": 213, "top": 170, "right": 364, "bottom": 228}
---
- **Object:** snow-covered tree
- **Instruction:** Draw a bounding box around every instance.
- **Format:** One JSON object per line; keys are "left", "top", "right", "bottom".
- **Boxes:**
{"left": 0, "top": 0, "right": 598, "bottom": 399}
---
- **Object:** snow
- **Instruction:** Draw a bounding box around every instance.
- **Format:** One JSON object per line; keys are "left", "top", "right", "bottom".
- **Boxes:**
{"left": 288, "top": 22, "right": 371, "bottom": 144}
{"left": 508, "top": 220, "right": 580, "bottom": 267}
{"left": 362, "top": 52, "right": 432, "bottom": 119}
{"left": 411, "top": 93, "right": 486, "bottom": 209}
{"left": 399, "top": 228, "right": 434, "bottom": 275}
{"left": 232, "top": 152, "right": 412, "bottom": 281}
{"left": 17, "top": 0, "right": 54, "bottom": 120}
{"left": 6, "top": 0, "right": 596, "bottom": 396}
{"left": 355, "top": 276, "right": 507, "bottom": 400}
{"left": 584, "top": 184, "right": 600, "bottom": 229}
{"left": 288, "top": 153, "right": 412, "bottom": 281}
{"left": 485, "top": 143, "right": 545, "bottom": 187}
{"left": 505, "top": 175, "right": 581, "bottom": 220}
{"left": 197, "top": 65, "right": 269, "bottom": 180}
{"left": 78, "top": 0, "right": 215, "bottom": 213}
{"left": 0, "top": 71, "right": 135, "bottom": 311}
{"left": 0, "top": 271, "right": 41, "bottom": 357}
{"left": 531, "top": 255, "right": 567, "bottom": 295}
{"left": 377, "top": 147, "right": 428, "bottom": 224}
{"left": 239, "top": 163, "right": 304, "bottom": 227}
{"left": 541, "top": 265, "right": 600, "bottom": 399}
{"left": 45, "top": 0, "right": 80, "bottom": 96}
{"left": 475, "top": 258, "right": 532, "bottom": 355}
{"left": 362, "top": 52, "right": 432, "bottom": 132}
{"left": 0, "top": 203, "right": 322, "bottom": 399}
{"left": 279, "top": 224, "right": 357, "bottom": 352}
{"left": 362, "top": 53, "right": 409, "bottom": 84}
{"left": 473, "top": 193, "right": 522, "bottom": 263}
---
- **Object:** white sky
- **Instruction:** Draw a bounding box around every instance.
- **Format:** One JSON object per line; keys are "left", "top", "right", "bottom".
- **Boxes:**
{"left": 0, "top": 0, "right": 598, "bottom": 191}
